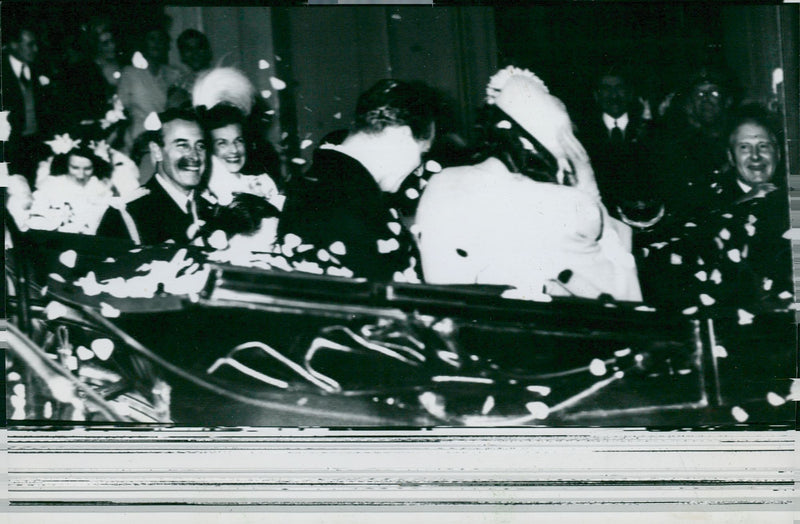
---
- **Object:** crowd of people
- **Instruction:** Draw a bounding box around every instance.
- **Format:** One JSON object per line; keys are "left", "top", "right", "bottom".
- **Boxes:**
{"left": 2, "top": 15, "right": 793, "bottom": 312}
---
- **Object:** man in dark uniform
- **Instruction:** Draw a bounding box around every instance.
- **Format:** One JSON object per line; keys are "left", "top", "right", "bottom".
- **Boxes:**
{"left": 278, "top": 80, "right": 437, "bottom": 282}
{"left": 96, "top": 108, "right": 214, "bottom": 245}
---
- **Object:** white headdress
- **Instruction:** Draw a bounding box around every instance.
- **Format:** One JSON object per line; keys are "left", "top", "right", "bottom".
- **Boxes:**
{"left": 192, "top": 67, "right": 257, "bottom": 116}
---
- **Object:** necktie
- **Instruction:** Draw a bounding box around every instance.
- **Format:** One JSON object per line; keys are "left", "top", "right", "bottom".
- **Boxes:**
{"left": 610, "top": 124, "right": 624, "bottom": 146}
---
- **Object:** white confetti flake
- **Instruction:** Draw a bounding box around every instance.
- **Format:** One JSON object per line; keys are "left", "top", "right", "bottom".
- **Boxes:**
{"left": 694, "top": 270, "right": 708, "bottom": 282}
{"left": 100, "top": 302, "right": 121, "bottom": 318}
{"left": 283, "top": 233, "right": 302, "bottom": 249}
{"left": 481, "top": 395, "right": 495, "bottom": 415}
{"left": 745, "top": 223, "right": 756, "bottom": 237}
{"left": 682, "top": 306, "right": 699, "bottom": 315}
{"left": 291, "top": 157, "right": 306, "bottom": 165}
{"left": 389, "top": 208, "right": 399, "bottom": 219}
{"left": 296, "top": 243, "right": 313, "bottom": 253}
{"left": 297, "top": 397, "right": 308, "bottom": 406}
{"left": 39, "top": 75, "right": 50, "bottom": 86}
{"left": 391, "top": 13, "right": 402, "bottom": 20}
{"left": 377, "top": 238, "right": 400, "bottom": 254}
{"left": 766, "top": 392, "right": 786, "bottom": 406}
{"left": 762, "top": 278, "right": 773, "bottom": 291}
{"left": 8, "top": 372, "right": 21, "bottom": 381}
{"left": 387, "top": 222, "right": 402, "bottom": 236}
{"left": 258, "top": 59, "right": 270, "bottom": 69}
{"left": 104, "top": 257, "right": 116, "bottom": 263}
{"left": 713, "top": 237, "right": 724, "bottom": 250}
{"left": 418, "top": 392, "right": 446, "bottom": 418}
{"left": 261, "top": 90, "right": 272, "bottom": 99}
{"left": 425, "top": 160, "right": 442, "bottom": 173}
{"left": 76, "top": 346, "right": 94, "bottom": 361}
{"left": 519, "top": 136, "right": 535, "bottom": 151}
{"left": 405, "top": 188, "right": 420, "bottom": 200}
{"left": 132, "top": 51, "right": 149, "bottom": 69}
{"left": 722, "top": 213, "right": 733, "bottom": 219}
{"left": 670, "top": 253, "right": 682, "bottom": 265}
{"left": 496, "top": 120, "right": 512, "bottom": 129}
{"left": 59, "top": 250, "right": 77, "bottom": 268}
{"left": 712, "top": 345, "right": 728, "bottom": 358}
{"left": 650, "top": 242, "right": 668, "bottom": 249}
{"left": 143, "top": 112, "right": 161, "bottom": 131}
{"left": 329, "top": 241, "right": 346, "bottom": 256}
{"left": 91, "top": 338, "right": 115, "bottom": 361}
{"left": 718, "top": 228, "right": 731, "bottom": 240}
{"left": 208, "top": 230, "right": 228, "bottom": 250}
{"left": 45, "top": 301, "right": 68, "bottom": 320}
{"left": 317, "top": 249, "right": 331, "bottom": 262}
{"left": 727, "top": 249, "right": 741, "bottom": 262}
{"left": 634, "top": 305, "right": 656, "bottom": 312}
{"left": 614, "top": 348, "right": 631, "bottom": 357}
{"left": 709, "top": 269, "right": 722, "bottom": 284}
{"left": 333, "top": 112, "right": 342, "bottom": 119}
{"left": 731, "top": 406, "right": 749, "bottom": 423}
{"left": 677, "top": 369, "right": 692, "bottom": 375}
{"left": 684, "top": 222, "right": 697, "bottom": 228}
{"left": 300, "top": 139, "right": 313, "bottom": 150}
{"left": 589, "top": 358, "right": 607, "bottom": 376}
{"left": 737, "top": 309, "right": 754, "bottom": 325}
{"left": 525, "top": 401, "right": 550, "bottom": 419}
{"left": 779, "top": 291, "right": 793, "bottom": 300}
{"left": 292, "top": 260, "right": 324, "bottom": 274}
{"left": 269, "top": 77, "right": 287, "bottom": 90}
{"left": 526, "top": 385, "right": 551, "bottom": 396}
{"left": 699, "top": 294, "right": 715, "bottom": 306}
{"left": 326, "top": 266, "right": 354, "bottom": 278}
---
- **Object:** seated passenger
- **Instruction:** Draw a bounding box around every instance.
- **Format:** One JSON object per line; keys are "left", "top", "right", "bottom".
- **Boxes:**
{"left": 96, "top": 108, "right": 216, "bottom": 245}
{"left": 200, "top": 192, "right": 280, "bottom": 254}
{"left": 202, "top": 103, "right": 283, "bottom": 209}
{"left": 415, "top": 66, "right": 642, "bottom": 301}
{"left": 278, "top": 79, "right": 437, "bottom": 282}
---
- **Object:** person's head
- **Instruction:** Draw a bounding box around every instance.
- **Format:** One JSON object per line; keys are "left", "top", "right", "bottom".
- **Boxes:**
{"left": 203, "top": 104, "right": 248, "bottom": 174}
{"left": 726, "top": 107, "right": 781, "bottom": 189}
{"left": 50, "top": 146, "right": 111, "bottom": 185}
{"left": 83, "top": 17, "right": 116, "bottom": 62}
{"left": 685, "top": 67, "right": 733, "bottom": 130}
{"left": 177, "top": 29, "right": 211, "bottom": 73}
{"left": 351, "top": 79, "right": 437, "bottom": 191}
{"left": 148, "top": 108, "right": 208, "bottom": 193}
{"left": 203, "top": 193, "right": 280, "bottom": 251}
{"left": 6, "top": 23, "right": 39, "bottom": 65}
{"left": 594, "top": 71, "right": 632, "bottom": 119}
{"left": 140, "top": 27, "right": 170, "bottom": 66}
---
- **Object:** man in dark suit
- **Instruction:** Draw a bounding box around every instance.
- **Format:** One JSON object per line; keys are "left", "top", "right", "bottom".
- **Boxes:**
{"left": 96, "top": 108, "right": 214, "bottom": 245}
{"left": 2, "top": 20, "right": 52, "bottom": 184}
{"left": 579, "top": 70, "right": 655, "bottom": 221}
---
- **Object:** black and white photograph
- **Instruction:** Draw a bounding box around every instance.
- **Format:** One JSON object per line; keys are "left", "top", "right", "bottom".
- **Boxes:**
{"left": 3, "top": 2, "right": 798, "bottom": 520}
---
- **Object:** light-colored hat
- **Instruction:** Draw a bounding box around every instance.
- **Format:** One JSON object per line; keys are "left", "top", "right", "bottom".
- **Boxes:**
{"left": 486, "top": 66, "right": 573, "bottom": 160}
{"left": 192, "top": 67, "right": 256, "bottom": 116}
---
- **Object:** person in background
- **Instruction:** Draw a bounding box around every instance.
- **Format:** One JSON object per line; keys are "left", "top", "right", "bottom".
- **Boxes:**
{"left": 117, "top": 24, "right": 183, "bottom": 154}
{"left": 168, "top": 29, "right": 213, "bottom": 109}
{"left": 415, "top": 66, "right": 642, "bottom": 302}
{"left": 96, "top": 108, "right": 215, "bottom": 245}
{"left": 278, "top": 79, "right": 438, "bottom": 282}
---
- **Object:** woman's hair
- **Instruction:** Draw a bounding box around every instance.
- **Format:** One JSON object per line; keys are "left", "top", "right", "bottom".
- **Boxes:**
{"left": 50, "top": 146, "right": 112, "bottom": 180}
{"left": 471, "top": 104, "right": 560, "bottom": 184}
{"left": 202, "top": 103, "right": 247, "bottom": 133}
{"left": 354, "top": 79, "right": 438, "bottom": 141}
{"left": 201, "top": 193, "right": 280, "bottom": 239}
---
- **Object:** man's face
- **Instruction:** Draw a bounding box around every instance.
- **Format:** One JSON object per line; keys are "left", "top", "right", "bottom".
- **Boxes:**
{"left": 595, "top": 75, "right": 630, "bottom": 119}
{"left": 689, "top": 82, "right": 727, "bottom": 128}
{"left": 155, "top": 119, "right": 207, "bottom": 193}
{"left": 10, "top": 30, "right": 38, "bottom": 65}
{"left": 143, "top": 30, "right": 169, "bottom": 65}
{"left": 179, "top": 37, "right": 211, "bottom": 72}
{"left": 728, "top": 122, "right": 778, "bottom": 188}
{"left": 211, "top": 124, "right": 246, "bottom": 174}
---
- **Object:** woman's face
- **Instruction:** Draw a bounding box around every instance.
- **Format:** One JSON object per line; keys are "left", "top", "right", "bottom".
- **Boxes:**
{"left": 96, "top": 31, "right": 117, "bottom": 61}
{"left": 211, "top": 124, "right": 247, "bottom": 174}
{"left": 67, "top": 154, "right": 94, "bottom": 184}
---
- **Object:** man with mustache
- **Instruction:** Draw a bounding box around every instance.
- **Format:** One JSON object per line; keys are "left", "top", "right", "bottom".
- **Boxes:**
{"left": 97, "top": 108, "right": 214, "bottom": 245}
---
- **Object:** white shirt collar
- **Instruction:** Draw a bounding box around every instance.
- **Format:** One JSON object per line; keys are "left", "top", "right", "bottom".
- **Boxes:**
{"left": 8, "top": 54, "right": 29, "bottom": 81}
{"left": 155, "top": 173, "right": 193, "bottom": 213}
{"left": 602, "top": 112, "right": 629, "bottom": 132}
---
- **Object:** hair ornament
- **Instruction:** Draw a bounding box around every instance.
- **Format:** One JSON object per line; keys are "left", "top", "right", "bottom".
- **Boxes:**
{"left": 486, "top": 66, "right": 549, "bottom": 105}
{"left": 46, "top": 134, "right": 82, "bottom": 155}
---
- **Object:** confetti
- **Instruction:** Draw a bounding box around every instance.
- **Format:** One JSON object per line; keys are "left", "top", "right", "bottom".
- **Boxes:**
{"left": 496, "top": 120, "right": 512, "bottom": 129}
{"left": 8, "top": 372, "right": 21, "bottom": 381}
{"left": 297, "top": 397, "right": 308, "bottom": 406}
{"left": 208, "top": 230, "right": 228, "bottom": 250}
{"left": 525, "top": 401, "right": 550, "bottom": 419}
{"left": 418, "top": 392, "right": 446, "bottom": 418}
{"left": 45, "top": 301, "right": 68, "bottom": 320}
{"left": 300, "top": 139, "right": 313, "bottom": 149}
{"left": 39, "top": 75, "right": 50, "bottom": 86}
{"left": 329, "top": 241, "right": 346, "bottom": 256}
{"left": 682, "top": 306, "right": 698, "bottom": 315}
{"left": 296, "top": 243, "right": 314, "bottom": 253}
{"left": 132, "top": 51, "right": 148, "bottom": 69}
{"left": 425, "top": 160, "right": 442, "bottom": 173}
{"left": 727, "top": 249, "right": 741, "bottom": 262}
{"left": 519, "top": 136, "right": 535, "bottom": 151}
{"left": 91, "top": 338, "right": 115, "bottom": 360}
{"left": 481, "top": 396, "right": 495, "bottom": 415}
{"left": 291, "top": 158, "right": 307, "bottom": 165}
{"left": 713, "top": 237, "right": 724, "bottom": 250}
{"left": 261, "top": 90, "right": 272, "bottom": 99}
{"left": 694, "top": 270, "right": 707, "bottom": 282}
{"left": 377, "top": 238, "right": 400, "bottom": 253}
{"left": 766, "top": 392, "right": 786, "bottom": 406}
{"left": 76, "top": 346, "right": 94, "bottom": 361}
{"left": 283, "top": 233, "right": 302, "bottom": 249}
{"left": 722, "top": 213, "right": 733, "bottom": 219}
{"left": 526, "top": 385, "right": 551, "bottom": 396}
{"left": 258, "top": 59, "right": 270, "bottom": 69}
{"left": 718, "top": 228, "right": 731, "bottom": 240}
{"left": 326, "top": 266, "right": 354, "bottom": 278}
{"left": 779, "top": 291, "right": 793, "bottom": 300}
{"left": 677, "top": 369, "right": 692, "bottom": 375}
{"left": 709, "top": 269, "right": 722, "bottom": 284}
{"left": 317, "top": 249, "right": 331, "bottom": 262}
{"left": 333, "top": 112, "right": 342, "bottom": 119}
{"left": 614, "top": 348, "right": 631, "bottom": 357}
{"left": 589, "top": 359, "right": 607, "bottom": 376}
{"left": 391, "top": 13, "right": 402, "bottom": 20}
{"left": 405, "top": 188, "right": 420, "bottom": 200}
{"left": 699, "top": 294, "right": 715, "bottom": 306}
{"left": 387, "top": 222, "right": 402, "bottom": 236}
{"left": 650, "top": 242, "right": 668, "bottom": 249}
{"left": 745, "top": 223, "right": 756, "bottom": 237}
{"left": 712, "top": 345, "right": 728, "bottom": 358}
{"left": 389, "top": 208, "right": 399, "bottom": 219}
{"left": 59, "top": 250, "right": 77, "bottom": 268}
{"left": 292, "top": 260, "right": 324, "bottom": 274}
{"left": 731, "top": 406, "right": 748, "bottom": 422}
{"left": 100, "top": 302, "right": 121, "bottom": 318}
{"left": 634, "top": 305, "right": 656, "bottom": 312}
{"left": 670, "top": 253, "right": 682, "bottom": 265}
{"left": 684, "top": 222, "right": 697, "bottom": 228}
{"left": 143, "top": 112, "right": 161, "bottom": 131}
{"left": 269, "top": 77, "right": 287, "bottom": 90}
{"left": 763, "top": 278, "right": 773, "bottom": 291}
{"left": 737, "top": 309, "right": 754, "bottom": 325}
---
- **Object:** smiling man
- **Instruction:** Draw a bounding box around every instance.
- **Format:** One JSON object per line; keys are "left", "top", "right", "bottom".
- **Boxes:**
{"left": 97, "top": 108, "right": 214, "bottom": 245}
